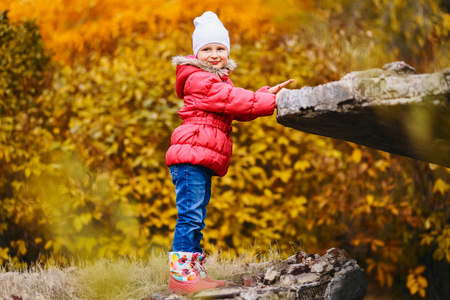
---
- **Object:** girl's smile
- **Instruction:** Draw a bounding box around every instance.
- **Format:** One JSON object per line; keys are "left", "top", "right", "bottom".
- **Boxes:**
{"left": 196, "top": 43, "right": 228, "bottom": 69}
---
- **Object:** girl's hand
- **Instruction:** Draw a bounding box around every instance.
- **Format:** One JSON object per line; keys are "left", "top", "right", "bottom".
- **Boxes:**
{"left": 269, "top": 79, "right": 294, "bottom": 108}
{"left": 268, "top": 79, "right": 294, "bottom": 94}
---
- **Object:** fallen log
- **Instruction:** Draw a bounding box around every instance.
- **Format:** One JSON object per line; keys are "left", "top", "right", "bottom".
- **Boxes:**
{"left": 276, "top": 62, "right": 450, "bottom": 167}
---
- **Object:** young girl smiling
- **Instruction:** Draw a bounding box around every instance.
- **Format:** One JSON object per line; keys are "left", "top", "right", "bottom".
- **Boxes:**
{"left": 166, "top": 11, "right": 293, "bottom": 295}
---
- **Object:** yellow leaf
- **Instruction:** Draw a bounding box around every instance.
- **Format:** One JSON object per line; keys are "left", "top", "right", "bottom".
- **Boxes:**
{"left": 433, "top": 248, "right": 444, "bottom": 260}
{"left": 386, "top": 273, "right": 393, "bottom": 287}
{"left": 44, "top": 240, "right": 52, "bottom": 250}
{"left": 273, "top": 169, "right": 292, "bottom": 183}
{"left": 420, "top": 235, "right": 434, "bottom": 246}
{"left": 0, "top": 247, "right": 9, "bottom": 260}
{"left": 433, "top": 178, "right": 449, "bottom": 195}
{"left": 410, "top": 282, "right": 419, "bottom": 295}
{"left": 417, "top": 276, "right": 428, "bottom": 288}
{"left": 372, "top": 239, "right": 385, "bottom": 248}
{"left": 419, "top": 288, "right": 426, "bottom": 298}
{"left": 293, "top": 160, "right": 310, "bottom": 171}
{"left": 424, "top": 219, "right": 431, "bottom": 229}
{"left": 15, "top": 240, "right": 27, "bottom": 256}
{"left": 263, "top": 189, "right": 273, "bottom": 198}
{"left": 352, "top": 148, "right": 362, "bottom": 163}
{"left": 406, "top": 273, "right": 415, "bottom": 289}
{"left": 414, "top": 265, "right": 426, "bottom": 275}
{"left": 366, "top": 262, "right": 374, "bottom": 273}
{"left": 278, "top": 136, "right": 290, "bottom": 146}
{"left": 377, "top": 266, "right": 385, "bottom": 286}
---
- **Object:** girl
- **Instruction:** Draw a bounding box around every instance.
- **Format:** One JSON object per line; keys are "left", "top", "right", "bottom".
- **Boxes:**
{"left": 166, "top": 11, "right": 293, "bottom": 295}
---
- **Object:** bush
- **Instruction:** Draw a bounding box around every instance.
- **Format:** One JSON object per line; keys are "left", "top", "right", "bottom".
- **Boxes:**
{"left": 0, "top": 10, "right": 52, "bottom": 266}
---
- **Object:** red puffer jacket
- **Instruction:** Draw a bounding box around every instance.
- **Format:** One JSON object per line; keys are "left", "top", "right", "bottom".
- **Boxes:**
{"left": 166, "top": 55, "right": 276, "bottom": 177}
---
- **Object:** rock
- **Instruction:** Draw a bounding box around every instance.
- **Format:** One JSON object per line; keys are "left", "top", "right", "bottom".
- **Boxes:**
{"left": 263, "top": 267, "right": 280, "bottom": 285}
{"left": 383, "top": 61, "right": 416, "bottom": 74}
{"left": 160, "top": 295, "right": 182, "bottom": 300}
{"left": 295, "top": 251, "right": 309, "bottom": 263}
{"left": 240, "top": 290, "right": 259, "bottom": 300}
{"left": 310, "top": 263, "right": 324, "bottom": 274}
{"left": 326, "top": 265, "right": 367, "bottom": 300}
{"left": 286, "top": 263, "right": 309, "bottom": 275}
{"left": 284, "top": 254, "right": 297, "bottom": 264}
{"left": 142, "top": 294, "right": 168, "bottom": 300}
{"left": 295, "top": 272, "right": 321, "bottom": 285}
{"left": 241, "top": 276, "right": 258, "bottom": 287}
{"left": 194, "top": 287, "right": 243, "bottom": 299}
{"left": 194, "top": 286, "right": 282, "bottom": 300}
{"left": 279, "top": 275, "right": 297, "bottom": 286}
{"left": 188, "top": 248, "right": 367, "bottom": 300}
{"left": 326, "top": 248, "right": 350, "bottom": 267}
{"left": 310, "top": 261, "right": 334, "bottom": 275}
{"left": 254, "top": 273, "right": 265, "bottom": 283}
{"left": 276, "top": 62, "right": 450, "bottom": 167}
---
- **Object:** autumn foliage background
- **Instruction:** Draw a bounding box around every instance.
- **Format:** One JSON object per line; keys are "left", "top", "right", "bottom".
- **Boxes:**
{"left": 1, "top": 0, "right": 449, "bottom": 298}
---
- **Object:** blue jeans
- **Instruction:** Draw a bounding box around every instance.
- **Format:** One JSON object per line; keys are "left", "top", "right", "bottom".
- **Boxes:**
{"left": 169, "top": 163, "right": 213, "bottom": 253}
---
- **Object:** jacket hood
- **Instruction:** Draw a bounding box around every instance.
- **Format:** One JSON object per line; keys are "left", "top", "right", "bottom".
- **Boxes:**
{"left": 172, "top": 55, "right": 237, "bottom": 99}
{"left": 172, "top": 55, "right": 237, "bottom": 77}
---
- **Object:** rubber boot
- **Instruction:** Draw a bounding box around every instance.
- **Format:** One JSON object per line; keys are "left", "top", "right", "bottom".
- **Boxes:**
{"left": 193, "top": 253, "right": 227, "bottom": 287}
{"left": 169, "top": 252, "right": 218, "bottom": 295}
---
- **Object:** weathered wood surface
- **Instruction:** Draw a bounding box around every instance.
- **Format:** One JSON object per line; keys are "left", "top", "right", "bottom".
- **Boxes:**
{"left": 276, "top": 62, "right": 450, "bottom": 167}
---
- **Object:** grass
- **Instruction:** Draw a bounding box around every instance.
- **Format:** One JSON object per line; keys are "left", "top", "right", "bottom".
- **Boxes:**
{"left": 0, "top": 247, "right": 283, "bottom": 300}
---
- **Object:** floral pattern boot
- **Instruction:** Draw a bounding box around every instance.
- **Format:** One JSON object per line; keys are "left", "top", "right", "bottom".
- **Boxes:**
{"left": 169, "top": 252, "right": 218, "bottom": 295}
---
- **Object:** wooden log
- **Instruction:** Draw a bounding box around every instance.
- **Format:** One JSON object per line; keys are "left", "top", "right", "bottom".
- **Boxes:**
{"left": 276, "top": 62, "right": 450, "bottom": 167}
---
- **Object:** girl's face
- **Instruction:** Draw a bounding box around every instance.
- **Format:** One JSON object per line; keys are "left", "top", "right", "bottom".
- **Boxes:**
{"left": 196, "top": 43, "right": 228, "bottom": 69}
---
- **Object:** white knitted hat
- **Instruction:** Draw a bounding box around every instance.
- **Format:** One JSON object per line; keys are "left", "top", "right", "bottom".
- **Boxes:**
{"left": 192, "top": 11, "right": 230, "bottom": 57}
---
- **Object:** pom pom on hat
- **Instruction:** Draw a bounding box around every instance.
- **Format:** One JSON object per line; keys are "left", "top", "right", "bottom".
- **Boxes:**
{"left": 192, "top": 11, "right": 230, "bottom": 57}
